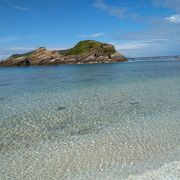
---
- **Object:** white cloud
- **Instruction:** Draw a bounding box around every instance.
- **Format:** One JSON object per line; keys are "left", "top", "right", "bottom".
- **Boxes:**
{"left": 78, "top": 32, "right": 105, "bottom": 38}
{"left": 0, "top": 46, "right": 70, "bottom": 60}
{"left": 0, "top": 36, "right": 20, "bottom": 42}
{"left": 13, "top": 5, "right": 30, "bottom": 11}
{"left": 0, "top": 48, "right": 31, "bottom": 60}
{"left": 6, "top": 47, "right": 35, "bottom": 51}
{"left": 165, "top": 14, "right": 180, "bottom": 23}
{"left": 93, "top": 0, "right": 126, "bottom": 18}
{"left": 78, "top": 34, "right": 87, "bottom": 38}
{"left": 112, "top": 34, "right": 179, "bottom": 57}
{"left": 5, "top": 0, "right": 30, "bottom": 11}
{"left": 113, "top": 39, "right": 168, "bottom": 51}
{"left": 0, "top": 35, "right": 39, "bottom": 43}
{"left": 90, "top": 33, "right": 105, "bottom": 37}
{"left": 114, "top": 41, "right": 148, "bottom": 50}
{"left": 152, "top": 0, "right": 180, "bottom": 12}
{"left": 47, "top": 47, "right": 69, "bottom": 51}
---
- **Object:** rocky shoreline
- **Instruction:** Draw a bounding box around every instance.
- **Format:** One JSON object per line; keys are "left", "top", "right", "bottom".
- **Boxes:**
{"left": 0, "top": 40, "right": 127, "bottom": 67}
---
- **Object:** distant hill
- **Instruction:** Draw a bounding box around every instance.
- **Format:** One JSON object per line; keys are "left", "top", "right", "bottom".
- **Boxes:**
{"left": 0, "top": 40, "right": 127, "bottom": 67}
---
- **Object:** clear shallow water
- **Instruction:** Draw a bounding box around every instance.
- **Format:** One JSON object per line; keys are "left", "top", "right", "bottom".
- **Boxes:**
{"left": 0, "top": 60, "right": 180, "bottom": 179}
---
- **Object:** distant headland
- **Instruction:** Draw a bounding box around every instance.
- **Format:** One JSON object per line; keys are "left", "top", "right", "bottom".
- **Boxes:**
{"left": 0, "top": 40, "right": 127, "bottom": 67}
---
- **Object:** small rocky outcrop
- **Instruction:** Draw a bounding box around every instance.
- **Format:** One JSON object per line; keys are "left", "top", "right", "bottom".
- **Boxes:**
{"left": 0, "top": 40, "right": 127, "bottom": 67}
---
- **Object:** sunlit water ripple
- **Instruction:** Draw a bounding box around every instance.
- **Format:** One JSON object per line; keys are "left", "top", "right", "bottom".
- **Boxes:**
{"left": 0, "top": 60, "right": 180, "bottom": 179}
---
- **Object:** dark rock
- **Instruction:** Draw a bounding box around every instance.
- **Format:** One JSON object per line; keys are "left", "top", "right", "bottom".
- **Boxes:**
{"left": 130, "top": 102, "right": 140, "bottom": 105}
{"left": 111, "top": 52, "right": 128, "bottom": 62}
{"left": 56, "top": 106, "right": 66, "bottom": 111}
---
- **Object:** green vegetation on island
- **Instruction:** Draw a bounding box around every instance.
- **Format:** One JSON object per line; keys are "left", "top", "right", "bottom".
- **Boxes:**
{"left": 8, "top": 50, "right": 35, "bottom": 59}
{"left": 59, "top": 40, "right": 116, "bottom": 56}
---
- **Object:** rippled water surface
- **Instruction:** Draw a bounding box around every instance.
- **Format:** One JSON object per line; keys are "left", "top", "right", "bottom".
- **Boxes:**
{"left": 0, "top": 60, "right": 180, "bottom": 179}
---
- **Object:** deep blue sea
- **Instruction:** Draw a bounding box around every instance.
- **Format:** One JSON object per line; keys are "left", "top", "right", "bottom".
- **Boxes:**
{"left": 0, "top": 60, "right": 180, "bottom": 179}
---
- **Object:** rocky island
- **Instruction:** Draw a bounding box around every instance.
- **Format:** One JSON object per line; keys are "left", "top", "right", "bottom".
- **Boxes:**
{"left": 0, "top": 40, "right": 127, "bottom": 67}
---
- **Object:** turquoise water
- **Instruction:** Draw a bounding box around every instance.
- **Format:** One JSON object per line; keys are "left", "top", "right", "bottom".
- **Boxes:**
{"left": 0, "top": 60, "right": 180, "bottom": 179}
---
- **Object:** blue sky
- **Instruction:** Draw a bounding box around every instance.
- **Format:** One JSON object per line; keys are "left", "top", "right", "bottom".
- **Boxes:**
{"left": 0, "top": 0, "right": 180, "bottom": 58}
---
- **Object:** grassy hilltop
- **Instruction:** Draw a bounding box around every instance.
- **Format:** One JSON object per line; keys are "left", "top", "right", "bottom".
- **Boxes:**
{"left": 59, "top": 40, "right": 116, "bottom": 56}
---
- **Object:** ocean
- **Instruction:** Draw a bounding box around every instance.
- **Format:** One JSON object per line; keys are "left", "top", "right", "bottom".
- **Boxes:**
{"left": 0, "top": 60, "right": 180, "bottom": 179}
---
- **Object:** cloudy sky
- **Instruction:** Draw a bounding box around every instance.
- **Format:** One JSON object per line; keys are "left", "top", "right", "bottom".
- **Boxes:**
{"left": 0, "top": 0, "right": 180, "bottom": 58}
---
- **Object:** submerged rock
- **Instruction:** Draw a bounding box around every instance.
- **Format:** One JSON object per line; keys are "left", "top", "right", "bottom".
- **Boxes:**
{"left": 56, "top": 106, "right": 66, "bottom": 111}
{"left": 0, "top": 40, "right": 127, "bottom": 67}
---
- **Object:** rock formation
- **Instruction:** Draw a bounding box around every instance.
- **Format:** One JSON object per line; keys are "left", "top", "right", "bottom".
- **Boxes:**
{"left": 0, "top": 40, "right": 127, "bottom": 67}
